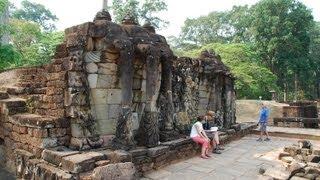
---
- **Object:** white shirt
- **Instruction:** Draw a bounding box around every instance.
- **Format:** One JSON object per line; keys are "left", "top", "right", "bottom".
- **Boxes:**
{"left": 190, "top": 121, "right": 203, "bottom": 138}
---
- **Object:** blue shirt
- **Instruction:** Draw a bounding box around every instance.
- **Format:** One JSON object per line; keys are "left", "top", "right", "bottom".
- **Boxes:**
{"left": 259, "top": 107, "right": 269, "bottom": 123}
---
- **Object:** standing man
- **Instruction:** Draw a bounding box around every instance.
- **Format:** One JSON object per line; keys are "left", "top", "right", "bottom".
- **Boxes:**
{"left": 257, "top": 103, "right": 270, "bottom": 141}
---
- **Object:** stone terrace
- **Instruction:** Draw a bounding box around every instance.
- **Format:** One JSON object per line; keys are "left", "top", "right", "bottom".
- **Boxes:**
{"left": 143, "top": 135, "right": 320, "bottom": 180}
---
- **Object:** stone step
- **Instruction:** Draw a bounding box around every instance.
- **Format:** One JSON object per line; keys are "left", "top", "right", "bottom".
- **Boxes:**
{"left": 0, "top": 91, "right": 9, "bottom": 100}
{"left": 0, "top": 98, "right": 27, "bottom": 115}
{"left": 9, "top": 113, "right": 70, "bottom": 129}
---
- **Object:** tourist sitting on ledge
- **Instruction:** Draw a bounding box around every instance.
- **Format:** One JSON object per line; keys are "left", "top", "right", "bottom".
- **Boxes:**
{"left": 190, "top": 116, "right": 211, "bottom": 159}
{"left": 203, "top": 111, "right": 224, "bottom": 154}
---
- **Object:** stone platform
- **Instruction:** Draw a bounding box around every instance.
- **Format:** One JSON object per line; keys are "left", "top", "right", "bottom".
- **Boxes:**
{"left": 143, "top": 135, "right": 320, "bottom": 180}
{"left": 253, "top": 126, "right": 320, "bottom": 140}
{"left": 7, "top": 123, "right": 256, "bottom": 179}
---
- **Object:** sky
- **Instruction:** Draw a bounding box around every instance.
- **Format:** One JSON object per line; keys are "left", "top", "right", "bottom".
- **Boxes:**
{"left": 10, "top": 0, "right": 320, "bottom": 38}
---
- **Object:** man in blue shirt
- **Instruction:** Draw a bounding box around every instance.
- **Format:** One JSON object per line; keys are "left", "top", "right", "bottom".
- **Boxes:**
{"left": 257, "top": 103, "right": 270, "bottom": 141}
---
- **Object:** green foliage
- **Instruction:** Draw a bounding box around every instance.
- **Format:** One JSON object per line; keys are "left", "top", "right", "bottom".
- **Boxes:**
{"left": 177, "top": 5, "right": 253, "bottom": 47}
{"left": 12, "top": 0, "right": 58, "bottom": 31}
{"left": 10, "top": 19, "right": 63, "bottom": 66}
{"left": 0, "top": 0, "right": 8, "bottom": 14}
{"left": 110, "top": 0, "right": 168, "bottom": 29}
{"left": 0, "top": 44, "right": 21, "bottom": 70}
{"left": 179, "top": 43, "right": 278, "bottom": 99}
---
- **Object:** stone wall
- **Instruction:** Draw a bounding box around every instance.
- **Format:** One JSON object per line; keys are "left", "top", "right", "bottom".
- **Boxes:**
{"left": 172, "top": 51, "right": 236, "bottom": 134}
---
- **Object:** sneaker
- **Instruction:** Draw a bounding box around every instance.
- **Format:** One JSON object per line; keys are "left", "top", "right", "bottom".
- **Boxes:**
{"left": 256, "top": 138, "right": 263, "bottom": 142}
{"left": 213, "top": 149, "right": 222, "bottom": 154}
{"left": 216, "top": 145, "right": 225, "bottom": 150}
{"left": 264, "top": 138, "right": 271, "bottom": 141}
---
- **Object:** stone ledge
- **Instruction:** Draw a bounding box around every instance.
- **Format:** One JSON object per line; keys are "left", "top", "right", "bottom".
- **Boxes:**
{"left": 9, "top": 113, "right": 70, "bottom": 128}
{"left": 61, "top": 152, "right": 106, "bottom": 173}
{"left": 42, "top": 146, "right": 79, "bottom": 166}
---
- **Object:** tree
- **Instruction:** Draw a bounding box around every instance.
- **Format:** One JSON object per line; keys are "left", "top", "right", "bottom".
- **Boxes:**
{"left": 109, "top": 0, "right": 168, "bottom": 29}
{"left": 12, "top": 0, "right": 58, "bottom": 31}
{"left": 251, "top": 0, "right": 313, "bottom": 97}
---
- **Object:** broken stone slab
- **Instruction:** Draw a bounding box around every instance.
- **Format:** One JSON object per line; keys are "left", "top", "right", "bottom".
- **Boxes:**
{"left": 42, "top": 146, "right": 79, "bottom": 166}
{"left": 287, "top": 161, "right": 306, "bottom": 175}
{"left": 147, "top": 146, "right": 169, "bottom": 157}
{"left": 307, "top": 155, "right": 320, "bottom": 163}
{"left": 91, "top": 162, "right": 138, "bottom": 180}
{"left": 263, "top": 167, "right": 291, "bottom": 180}
{"left": 278, "top": 152, "right": 291, "bottom": 160}
{"left": 298, "top": 140, "right": 312, "bottom": 149}
{"left": 304, "top": 167, "right": 320, "bottom": 176}
{"left": 290, "top": 176, "right": 309, "bottom": 180}
{"left": 284, "top": 146, "right": 301, "bottom": 156}
{"left": 307, "top": 162, "right": 320, "bottom": 169}
{"left": 313, "top": 149, "right": 320, "bottom": 156}
{"left": 61, "top": 152, "right": 106, "bottom": 173}
{"left": 36, "top": 162, "right": 75, "bottom": 180}
{"left": 281, "top": 156, "right": 294, "bottom": 163}
{"left": 301, "top": 148, "right": 312, "bottom": 156}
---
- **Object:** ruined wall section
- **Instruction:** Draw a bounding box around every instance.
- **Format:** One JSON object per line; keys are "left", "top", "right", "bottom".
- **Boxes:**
{"left": 172, "top": 51, "right": 236, "bottom": 133}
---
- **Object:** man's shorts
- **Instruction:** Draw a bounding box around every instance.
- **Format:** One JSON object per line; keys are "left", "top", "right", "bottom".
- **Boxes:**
{"left": 260, "top": 122, "right": 267, "bottom": 131}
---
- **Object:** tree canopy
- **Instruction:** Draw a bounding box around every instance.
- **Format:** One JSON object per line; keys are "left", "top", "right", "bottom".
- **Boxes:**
{"left": 173, "top": 0, "right": 319, "bottom": 100}
{"left": 109, "top": 0, "right": 168, "bottom": 29}
{"left": 12, "top": 0, "right": 58, "bottom": 31}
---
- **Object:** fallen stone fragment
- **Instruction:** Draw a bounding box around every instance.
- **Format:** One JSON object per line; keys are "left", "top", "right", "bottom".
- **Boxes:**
{"left": 281, "top": 156, "right": 294, "bottom": 163}
{"left": 91, "top": 162, "right": 138, "bottom": 180}
{"left": 263, "top": 167, "right": 290, "bottom": 180}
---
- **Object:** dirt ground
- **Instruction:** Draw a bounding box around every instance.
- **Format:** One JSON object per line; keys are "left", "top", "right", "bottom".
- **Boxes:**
{"left": 236, "top": 100, "right": 288, "bottom": 124}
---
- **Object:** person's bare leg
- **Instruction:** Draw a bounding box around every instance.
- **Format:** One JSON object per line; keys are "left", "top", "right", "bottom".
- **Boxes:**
{"left": 214, "top": 132, "right": 220, "bottom": 145}
{"left": 201, "top": 145, "right": 208, "bottom": 158}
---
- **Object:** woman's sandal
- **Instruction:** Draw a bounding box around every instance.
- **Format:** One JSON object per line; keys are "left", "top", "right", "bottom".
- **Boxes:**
{"left": 205, "top": 154, "right": 212, "bottom": 157}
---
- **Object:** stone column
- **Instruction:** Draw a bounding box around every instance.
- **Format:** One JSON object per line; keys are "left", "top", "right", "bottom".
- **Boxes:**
{"left": 159, "top": 57, "right": 179, "bottom": 141}
{"left": 112, "top": 40, "right": 136, "bottom": 150}
{"left": 139, "top": 45, "right": 160, "bottom": 147}
{"left": 224, "top": 77, "right": 233, "bottom": 129}
{"left": 208, "top": 75, "right": 217, "bottom": 111}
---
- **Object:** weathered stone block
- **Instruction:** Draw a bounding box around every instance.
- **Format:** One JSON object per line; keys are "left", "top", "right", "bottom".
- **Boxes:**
{"left": 88, "top": 74, "right": 98, "bottom": 88}
{"left": 106, "top": 89, "right": 122, "bottom": 104}
{"left": 108, "top": 104, "right": 120, "bottom": 119}
{"left": 129, "top": 148, "right": 148, "bottom": 157}
{"left": 91, "top": 162, "right": 137, "bottom": 180}
{"left": 104, "top": 51, "right": 119, "bottom": 61}
{"left": 61, "top": 152, "right": 105, "bottom": 173}
{"left": 96, "top": 75, "right": 117, "bottom": 89}
{"left": 96, "top": 119, "right": 116, "bottom": 135}
{"left": 91, "top": 89, "right": 108, "bottom": 105}
{"left": 97, "top": 63, "right": 118, "bottom": 75}
{"left": 92, "top": 104, "right": 109, "bottom": 121}
{"left": 68, "top": 71, "right": 84, "bottom": 87}
{"left": 86, "top": 62, "right": 98, "bottom": 73}
{"left": 147, "top": 146, "right": 169, "bottom": 157}
{"left": 85, "top": 51, "right": 101, "bottom": 63}
{"left": 42, "top": 146, "right": 79, "bottom": 166}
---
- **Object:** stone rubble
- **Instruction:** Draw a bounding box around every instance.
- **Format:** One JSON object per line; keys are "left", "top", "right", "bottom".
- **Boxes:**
{"left": 261, "top": 140, "right": 320, "bottom": 180}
